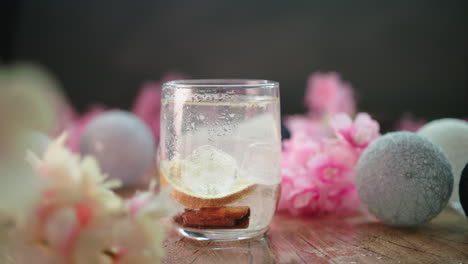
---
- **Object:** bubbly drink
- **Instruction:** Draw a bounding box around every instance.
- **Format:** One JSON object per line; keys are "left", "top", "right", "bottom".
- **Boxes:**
{"left": 159, "top": 80, "right": 281, "bottom": 241}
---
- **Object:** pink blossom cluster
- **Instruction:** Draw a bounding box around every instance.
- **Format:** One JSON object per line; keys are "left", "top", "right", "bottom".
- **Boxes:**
{"left": 12, "top": 135, "right": 168, "bottom": 264}
{"left": 395, "top": 113, "right": 427, "bottom": 132}
{"left": 305, "top": 72, "right": 355, "bottom": 117}
{"left": 51, "top": 73, "right": 187, "bottom": 152}
{"left": 279, "top": 72, "right": 380, "bottom": 216}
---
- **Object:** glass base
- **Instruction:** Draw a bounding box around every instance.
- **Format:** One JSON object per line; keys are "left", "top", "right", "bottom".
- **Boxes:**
{"left": 177, "top": 227, "right": 268, "bottom": 241}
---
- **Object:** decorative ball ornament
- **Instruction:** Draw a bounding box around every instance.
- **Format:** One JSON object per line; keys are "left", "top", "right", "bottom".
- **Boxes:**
{"left": 460, "top": 163, "right": 468, "bottom": 217}
{"left": 80, "top": 110, "right": 155, "bottom": 187}
{"left": 356, "top": 132, "right": 453, "bottom": 227}
{"left": 418, "top": 118, "right": 468, "bottom": 203}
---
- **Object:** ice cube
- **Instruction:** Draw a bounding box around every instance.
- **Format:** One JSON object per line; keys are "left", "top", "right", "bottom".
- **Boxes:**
{"left": 240, "top": 142, "right": 281, "bottom": 185}
{"left": 181, "top": 145, "right": 238, "bottom": 196}
{"left": 231, "top": 184, "right": 280, "bottom": 229}
{"left": 235, "top": 113, "right": 279, "bottom": 141}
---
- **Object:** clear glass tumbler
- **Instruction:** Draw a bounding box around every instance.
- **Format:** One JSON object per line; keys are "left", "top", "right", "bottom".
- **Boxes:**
{"left": 159, "top": 79, "right": 281, "bottom": 241}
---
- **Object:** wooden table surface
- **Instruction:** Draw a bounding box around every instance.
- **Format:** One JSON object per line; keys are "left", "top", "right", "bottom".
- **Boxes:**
{"left": 163, "top": 208, "right": 468, "bottom": 264}
{"left": 1, "top": 208, "right": 467, "bottom": 263}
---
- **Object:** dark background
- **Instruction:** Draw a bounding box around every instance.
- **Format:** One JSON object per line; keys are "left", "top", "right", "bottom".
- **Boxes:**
{"left": 2, "top": 0, "right": 468, "bottom": 121}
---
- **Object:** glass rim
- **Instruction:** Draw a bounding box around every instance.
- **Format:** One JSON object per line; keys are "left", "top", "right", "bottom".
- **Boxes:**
{"left": 163, "top": 79, "right": 278, "bottom": 89}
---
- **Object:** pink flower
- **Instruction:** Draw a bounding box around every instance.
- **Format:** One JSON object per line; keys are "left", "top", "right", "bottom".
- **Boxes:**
{"left": 279, "top": 175, "right": 320, "bottom": 216}
{"left": 278, "top": 175, "right": 294, "bottom": 211}
{"left": 282, "top": 136, "right": 319, "bottom": 173}
{"left": 330, "top": 113, "right": 380, "bottom": 149}
{"left": 278, "top": 72, "right": 377, "bottom": 217}
{"left": 289, "top": 185, "right": 320, "bottom": 216}
{"left": 395, "top": 113, "right": 426, "bottom": 132}
{"left": 279, "top": 137, "right": 361, "bottom": 216}
{"left": 305, "top": 72, "right": 356, "bottom": 116}
{"left": 285, "top": 115, "right": 332, "bottom": 140}
{"left": 34, "top": 199, "right": 96, "bottom": 259}
{"left": 307, "top": 141, "right": 356, "bottom": 184}
{"left": 319, "top": 186, "right": 359, "bottom": 213}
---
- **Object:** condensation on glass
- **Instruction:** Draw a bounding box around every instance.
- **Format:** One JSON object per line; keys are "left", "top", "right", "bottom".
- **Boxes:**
{"left": 159, "top": 79, "right": 281, "bottom": 241}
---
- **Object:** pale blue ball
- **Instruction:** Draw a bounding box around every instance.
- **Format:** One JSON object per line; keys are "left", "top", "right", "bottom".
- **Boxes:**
{"left": 81, "top": 110, "right": 155, "bottom": 186}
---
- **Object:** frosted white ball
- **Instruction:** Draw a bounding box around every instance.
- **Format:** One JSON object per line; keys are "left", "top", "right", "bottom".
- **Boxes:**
{"left": 418, "top": 118, "right": 468, "bottom": 203}
{"left": 81, "top": 110, "right": 155, "bottom": 186}
{"left": 357, "top": 132, "right": 453, "bottom": 227}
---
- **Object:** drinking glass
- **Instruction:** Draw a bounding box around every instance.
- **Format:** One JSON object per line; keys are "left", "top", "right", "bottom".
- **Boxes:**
{"left": 159, "top": 79, "right": 281, "bottom": 241}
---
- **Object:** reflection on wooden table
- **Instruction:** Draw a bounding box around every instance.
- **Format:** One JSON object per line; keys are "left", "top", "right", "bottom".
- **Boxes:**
{"left": 163, "top": 208, "right": 468, "bottom": 264}
{"left": 1, "top": 208, "right": 467, "bottom": 263}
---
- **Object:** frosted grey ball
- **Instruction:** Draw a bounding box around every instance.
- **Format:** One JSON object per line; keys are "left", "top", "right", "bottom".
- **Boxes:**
{"left": 418, "top": 118, "right": 468, "bottom": 203}
{"left": 356, "top": 132, "right": 453, "bottom": 227}
{"left": 81, "top": 110, "right": 155, "bottom": 186}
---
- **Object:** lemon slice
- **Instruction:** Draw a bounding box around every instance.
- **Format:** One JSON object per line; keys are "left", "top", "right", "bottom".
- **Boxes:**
{"left": 160, "top": 160, "right": 256, "bottom": 209}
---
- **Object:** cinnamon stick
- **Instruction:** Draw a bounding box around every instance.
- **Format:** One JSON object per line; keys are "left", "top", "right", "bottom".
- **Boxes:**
{"left": 174, "top": 206, "right": 250, "bottom": 229}
{"left": 184, "top": 206, "right": 249, "bottom": 219}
